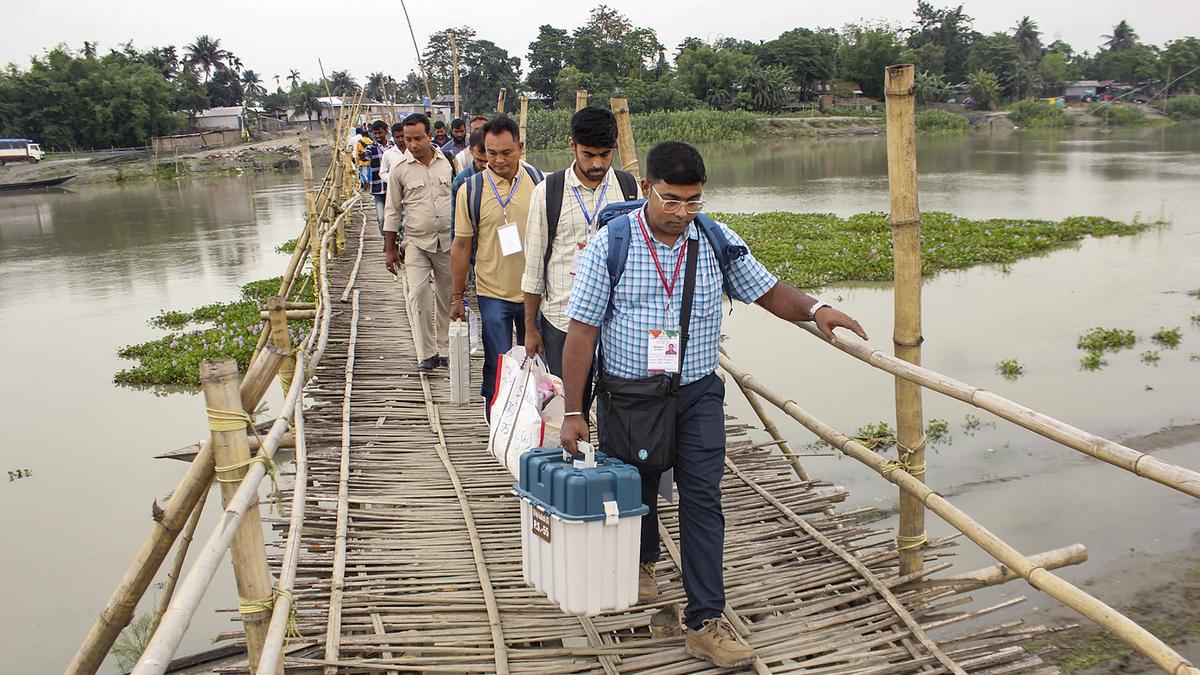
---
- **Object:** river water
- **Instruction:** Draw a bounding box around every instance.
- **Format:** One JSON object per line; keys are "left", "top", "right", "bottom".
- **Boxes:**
{"left": 3, "top": 126, "right": 1199, "bottom": 671}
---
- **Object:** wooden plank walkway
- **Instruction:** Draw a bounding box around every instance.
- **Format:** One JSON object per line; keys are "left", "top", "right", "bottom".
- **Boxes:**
{"left": 243, "top": 205, "right": 1052, "bottom": 673}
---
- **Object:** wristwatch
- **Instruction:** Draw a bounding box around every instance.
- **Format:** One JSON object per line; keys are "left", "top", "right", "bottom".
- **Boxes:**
{"left": 809, "top": 301, "right": 831, "bottom": 321}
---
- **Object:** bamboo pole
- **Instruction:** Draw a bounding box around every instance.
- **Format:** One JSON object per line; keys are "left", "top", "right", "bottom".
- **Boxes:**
{"left": 266, "top": 297, "right": 295, "bottom": 394}
{"left": 575, "top": 89, "right": 589, "bottom": 111}
{"left": 946, "top": 544, "right": 1088, "bottom": 593}
{"left": 259, "top": 309, "right": 316, "bottom": 321}
{"left": 66, "top": 345, "right": 285, "bottom": 675}
{"left": 149, "top": 486, "right": 210, "bottom": 637}
{"left": 198, "top": 359, "right": 279, "bottom": 674}
{"left": 452, "top": 35, "right": 460, "bottom": 119}
{"left": 397, "top": 0, "right": 432, "bottom": 104}
{"left": 717, "top": 353, "right": 1200, "bottom": 675}
{"left": 720, "top": 347, "right": 808, "bottom": 481}
{"left": 496, "top": 87, "right": 506, "bottom": 114}
{"left": 518, "top": 94, "right": 528, "bottom": 159}
{"left": 610, "top": 98, "right": 639, "bottom": 180}
{"left": 256, "top": 398, "right": 309, "bottom": 674}
{"left": 789, "top": 320, "right": 1200, "bottom": 499}
{"left": 884, "top": 64, "right": 925, "bottom": 576}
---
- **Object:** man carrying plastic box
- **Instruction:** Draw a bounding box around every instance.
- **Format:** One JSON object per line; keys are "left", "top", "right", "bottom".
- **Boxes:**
{"left": 559, "top": 141, "right": 867, "bottom": 668}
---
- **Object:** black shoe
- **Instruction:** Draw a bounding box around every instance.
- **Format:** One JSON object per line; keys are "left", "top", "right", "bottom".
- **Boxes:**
{"left": 417, "top": 356, "right": 438, "bottom": 371}
{"left": 437, "top": 355, "right": 449, "bottom": 368}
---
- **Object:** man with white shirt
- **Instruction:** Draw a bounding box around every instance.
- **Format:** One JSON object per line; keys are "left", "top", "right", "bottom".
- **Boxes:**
{"left": 522, "top": 107, "right": 640, "bottom": 387}
{"left": 379, "top": 122, "right": 408, "bottom": 238}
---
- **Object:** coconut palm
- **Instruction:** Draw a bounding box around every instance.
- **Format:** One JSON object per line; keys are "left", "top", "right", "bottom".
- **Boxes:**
{"left": 273, "top": 73, "right": 281, "bottom": 88}
{"left": 183, "top": 35, "right": 231, "bottom": 82}
{"left": 1012, "top": 17, "right": 1042, "bottom": 63}
{"left": 241, "top": 70, "right": 267, "bottom": 104}
{"left": 291, "top": 82, "right": 324, "bottom": 129}
{"left": 328, "top": 70, "right": 360, "bottom": 96}
{"left": 1102, "top": 20, "right": 1139, "bottom": 52}
{"left": 287, "top": 69, "right": 301, "bottom": 89}
{"left": 739, "top": 65, "right": 793, "bottom": 112}
{"left": 916, "top": 70, "right": 951, "bottom": 104}
{"left": 143, "top": 46, "right": 179, "bottom": 80}
{"left": 365, "top": 72, "right": 397, "bottom": 101}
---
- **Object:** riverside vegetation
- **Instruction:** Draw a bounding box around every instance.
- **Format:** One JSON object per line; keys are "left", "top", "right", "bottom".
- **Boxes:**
{"left": 115, "top": 212, "right": 1156, "bottom": 389}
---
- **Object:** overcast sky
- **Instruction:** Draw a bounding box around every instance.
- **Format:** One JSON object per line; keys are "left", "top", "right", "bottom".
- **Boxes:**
{"left": 0, "top": 0, "right": 1193, "bottom": 86}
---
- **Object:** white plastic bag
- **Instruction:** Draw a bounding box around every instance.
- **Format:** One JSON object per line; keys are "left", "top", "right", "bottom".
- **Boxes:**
{"left": 487, "top": 349, "right": 564, "bottom": 477}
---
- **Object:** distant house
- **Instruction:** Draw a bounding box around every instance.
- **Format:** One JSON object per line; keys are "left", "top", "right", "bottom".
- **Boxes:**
{"left": 193, "top": 106, "right": 245, "bottom": 131}
{"left": 1063, "top": 80, "right": 1100, "bottom": 100}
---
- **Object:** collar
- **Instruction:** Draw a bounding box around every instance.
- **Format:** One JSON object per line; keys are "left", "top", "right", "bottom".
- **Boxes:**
{"left": 485, "top": 166, "right": 520, "bottom": 186}
{"left": 565, "top": 162, "right": 615, "bottom": 191}
{"left": 401, "top": 147, "right": 446, "bottom": 166}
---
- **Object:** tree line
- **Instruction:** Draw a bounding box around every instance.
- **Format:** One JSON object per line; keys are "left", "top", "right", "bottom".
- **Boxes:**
{"left": 2, "top": 3, "right": 1198, "bottom": 149}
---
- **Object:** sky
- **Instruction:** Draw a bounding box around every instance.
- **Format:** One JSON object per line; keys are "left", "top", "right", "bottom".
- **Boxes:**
{"left": 0, "top": 0, "right": 1194, "bottom": 87}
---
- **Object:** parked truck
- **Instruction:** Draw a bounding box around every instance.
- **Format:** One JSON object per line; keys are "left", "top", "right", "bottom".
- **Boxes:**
{"left": 0, "top": 138, "right": 45, "bottom": 164}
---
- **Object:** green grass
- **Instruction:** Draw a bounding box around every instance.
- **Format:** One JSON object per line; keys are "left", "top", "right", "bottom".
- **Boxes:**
{"left": 713, "top": 211, "right": 1157, "bottom": 290}
{"left": 524, "top": 109, "right": 761, "bottom": 151}
{"left": 114, "top": 276, "right": 314, "bottom": 388}
{"left": 915, "top": 109, "right": 968, "bottom": 134}
{"left": 1151, "top": 327, "right": 1182, "bottom": 348}
{"left": 996, "top": 359, "right": 1024, "bottom": 379}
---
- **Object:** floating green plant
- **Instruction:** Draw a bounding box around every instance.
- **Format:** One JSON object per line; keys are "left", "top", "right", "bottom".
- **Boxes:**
{"left": 1151, "top": 327, "right": 1182, "bottom": 349}
{"left": 1141, "top": 350, "right": 1161, "bottom": 365}
{"left": 996, "top": 359, "right": 1024, "bottom": 380}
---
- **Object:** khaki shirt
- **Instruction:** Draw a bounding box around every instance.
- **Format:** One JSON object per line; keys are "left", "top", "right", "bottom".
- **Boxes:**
{"left": 454, "top": 166, "right": 536, "bottom": 303}
{"left": 384, "top": 149, "right": 455, "bottom": 253}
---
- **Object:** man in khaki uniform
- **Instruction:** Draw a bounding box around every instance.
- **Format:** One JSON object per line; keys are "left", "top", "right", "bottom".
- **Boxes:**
{"left": 384, "top": 113, "right": 457, "bottom": 371}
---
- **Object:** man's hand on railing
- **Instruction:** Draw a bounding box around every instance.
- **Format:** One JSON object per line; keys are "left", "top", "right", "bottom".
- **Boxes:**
{"left": 814, "top": 306, "right": 868, "bottom": 345}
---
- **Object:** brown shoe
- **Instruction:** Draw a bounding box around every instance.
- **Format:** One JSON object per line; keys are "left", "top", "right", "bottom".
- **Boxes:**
{"left": 685, "top": 617, "right": 758, "bottom": 668}
{"left": 638, "top": 562, "right": 658, "bottom": 603}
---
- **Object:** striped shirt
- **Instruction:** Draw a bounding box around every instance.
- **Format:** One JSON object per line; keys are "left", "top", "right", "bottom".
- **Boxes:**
{"left": 363, "top": 140, "right": 392, "bottom": 196}
{"left": 521, "top": 164, "right": 641, "bottom": 332}
{"left": 566, "top": 207, "right": 778, "bottom": 385}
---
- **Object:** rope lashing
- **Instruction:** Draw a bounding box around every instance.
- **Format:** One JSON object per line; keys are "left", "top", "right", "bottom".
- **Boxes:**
{"left": 878, "top": 458, "right": 926, "bottom": 480}
{"left": 207, "top": 406, "right": 284, "bottom": 514}
{"left": 206, "top": 407, "right": 253, "bottom": 432}
{"left": 272, "top": 587, "right": 304, "bottom": 641}
{"left": 896, "top": 531, "right": 928, "bottom": 551}
{"left": 238, "top": 593, "right": 274, "bottom": 615}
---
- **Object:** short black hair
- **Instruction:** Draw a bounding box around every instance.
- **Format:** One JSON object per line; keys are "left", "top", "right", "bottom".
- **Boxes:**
{"left": 570, "top": 106, "right": 617, "bottom": 148}
{"left": 434, "top": 120, "right": 446, "bottom": 130}
{"left": 482, "top": 114, "right": 520, "bottom": 142}
{"left": 468, "top": 129, "right": 486, "bottom": 151}
{"left": 370, "top": 119, "right": 388, "bottom": 132}
{"left": 403, "top": 112, "right": 431, "bottom": 133}
{"left": 450, "top": 118, "right": 466, "bottom": 130}
{"left": 390, "top": 122, "right": 404, "bottom": 136}
{"left": 645, "top": 141, "right": 707, "bottom": 185}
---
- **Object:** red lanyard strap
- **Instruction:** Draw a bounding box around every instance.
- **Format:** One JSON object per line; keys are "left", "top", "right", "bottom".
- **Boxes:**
{"left": 636, "top": 211, "right": 687, "bottom": 303}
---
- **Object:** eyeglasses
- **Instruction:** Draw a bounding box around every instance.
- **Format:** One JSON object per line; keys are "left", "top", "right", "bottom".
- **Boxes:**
{"left": 651, "top": 185, "right": 704, "bottom": 214}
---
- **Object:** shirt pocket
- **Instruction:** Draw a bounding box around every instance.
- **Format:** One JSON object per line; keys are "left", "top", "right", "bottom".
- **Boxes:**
{"left": 691, "top": 253, "right": 723, "bottom": 318}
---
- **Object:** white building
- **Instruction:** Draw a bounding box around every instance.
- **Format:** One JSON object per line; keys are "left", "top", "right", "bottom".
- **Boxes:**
{"left": 193, "top": 106, "right": 245, "bottom": 131}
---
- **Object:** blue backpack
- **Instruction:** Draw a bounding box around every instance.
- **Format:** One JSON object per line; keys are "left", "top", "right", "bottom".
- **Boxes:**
{"left": 595, "top": 200, "right": 748, "bottom": 305}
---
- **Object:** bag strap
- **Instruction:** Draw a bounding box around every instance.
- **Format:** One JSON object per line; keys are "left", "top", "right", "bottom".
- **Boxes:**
{"left": 673, "top": 236, "right": 700, "bottom": 393}
{"left": 614, "top": 170, "right": 638, "bottom": 201}
{"left": 542, "top": 170, "right": 567, "bottom": 281}
{"left": 467, "top": 170, "right": 484, "bottom": 241}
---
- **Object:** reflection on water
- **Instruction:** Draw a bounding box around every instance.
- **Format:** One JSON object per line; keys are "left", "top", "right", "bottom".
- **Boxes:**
{"left": 3, "top": 127, "right": 1200, "bottom": 671}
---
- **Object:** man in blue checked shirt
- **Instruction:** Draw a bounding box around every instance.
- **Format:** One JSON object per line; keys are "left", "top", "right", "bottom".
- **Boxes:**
{"left": 359, "top": 120, "right": 393, "bottom": 227}
{"left": 560, "top": 141, "right": 867, "bottom": 669}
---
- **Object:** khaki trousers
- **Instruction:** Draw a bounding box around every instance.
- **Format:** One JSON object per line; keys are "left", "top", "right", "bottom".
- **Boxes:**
{"left": 404, "top": 241, "right": 451, "bottom": 361}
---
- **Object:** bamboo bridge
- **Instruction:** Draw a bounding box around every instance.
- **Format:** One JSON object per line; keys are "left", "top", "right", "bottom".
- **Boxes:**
{"left": 66, "top": 67, "right": 1200, "bottom": 674}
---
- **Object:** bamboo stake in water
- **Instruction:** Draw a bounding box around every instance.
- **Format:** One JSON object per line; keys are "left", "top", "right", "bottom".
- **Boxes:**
{"left": 884, "top": 64, "right": 925, "bottom": 576}
{"left": 496, "top": 87, "right": 506, "bottom": 114}
{"left": 65, "top": 345, "right": 285, "bottom": 675}
{"left": 610, "top": 98, "right": 639, "bottom": 180}
{"left": 518, "top": 94, "right": 528, "bottom": 159}
{"left": 266, "top": 296, "right": 295, "bottom": 394}
{"left": 149, "top": 487, "right": 210, "bottom": 636}
{"left": 452, "top": 35, "right": 460, "bottom": 119}
{"left": 199, "top": 359, "right": 279, "bottom": 674}
{"left": 576, "top": 90, "right": 589, "bottom": 112}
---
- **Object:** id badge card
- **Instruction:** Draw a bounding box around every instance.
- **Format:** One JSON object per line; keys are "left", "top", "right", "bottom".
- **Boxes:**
{"left": 647, "top": 329, "right": 680, "bottom": 374}
{"left": 498, "top": 222, "right": 522, "bottom": 256}
{"left": 568, "top": 242, "right": 586, "bottom": 276}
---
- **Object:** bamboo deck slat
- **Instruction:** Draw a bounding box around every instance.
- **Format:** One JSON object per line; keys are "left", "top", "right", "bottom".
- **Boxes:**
{"left": 232, "top": 201, "right": 1051, "bottom": 674}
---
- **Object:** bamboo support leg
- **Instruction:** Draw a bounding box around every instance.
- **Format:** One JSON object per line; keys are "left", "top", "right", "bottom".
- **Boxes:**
{"left": 610, "top": 98, "right": 639, "bottom": 180}
{"left": 576, "top": 90, "right": 589, "bottom": 111}
{"left": 884, "top": 64, "right": 926, "bottom": 576}
{"left": 149, "top": 486, "right": 210, "bottom": 637}
{"left": 200, "top": 359, "right": 280, "bottom": 674}
{"left": 266, "top": 297, "right": 295, "bottom": 394}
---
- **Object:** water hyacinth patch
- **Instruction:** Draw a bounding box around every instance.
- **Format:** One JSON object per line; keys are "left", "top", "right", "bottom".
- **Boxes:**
{"left": 996, "top": 359, "right": 1024, "bottom": 380}
{"left": 715, "top": 211, "right": 1156, "bottom": 290}
{"left": 1151, "top": 328, "right": 1182, "bottom": 349}
{"left": 115, "top": 276, "right": 314, "bottom": 389}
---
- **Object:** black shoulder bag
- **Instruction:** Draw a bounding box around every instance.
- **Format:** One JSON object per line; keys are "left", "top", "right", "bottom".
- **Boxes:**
{"left": 595, "top": 236, "right": 700, "bottom": 472}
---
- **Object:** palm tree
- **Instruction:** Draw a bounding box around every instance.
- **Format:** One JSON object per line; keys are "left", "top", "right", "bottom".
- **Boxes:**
{"left": 328, "top": 70, "right": 359, "bottom": 96}
{"left": 1102, "top": 20, "right": 1139, "bottom": 52}
{"left": 739, "top": 65, "right": 793, "bottom": 112}
{"left": 183, "top": 35, "right": 231, "bottom": 82}
{"left": 290, "top": 82, "right": 324, "bottom": 129}
{"left": 273, "top": 73, "right": 281, "bottom": 89}
{"left": 287, "top": 69, "right": 301, "bottom": 90}
{"left": 143, "top": 46, "right": 179, "bottom": 80}
{"left": 365, "top": 72, "right": 391, "bottom": 101}
{"left": 1012, "top": 17, "right": 1042, "bottom": 63}
{"left": 241, "top": 70, "right": 267, "bottom": 104}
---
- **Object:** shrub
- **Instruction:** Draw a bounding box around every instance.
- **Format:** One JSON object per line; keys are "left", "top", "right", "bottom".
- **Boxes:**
{"left": 1089, "top": 104, "right": 1146, "bottom": 126}
{"left": 1009, "top": 100, "right": 1074, "bottom": 127}
{"left": 1163, "top": 96, "right": 1200, "bottom": 121}
{"left": 916, "top": 109, "right": 968, "bottom": 133}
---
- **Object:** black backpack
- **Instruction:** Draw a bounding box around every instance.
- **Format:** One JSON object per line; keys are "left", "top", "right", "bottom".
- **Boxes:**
{"left": 541, "top": 169, "right": 639, "bottom": 278}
